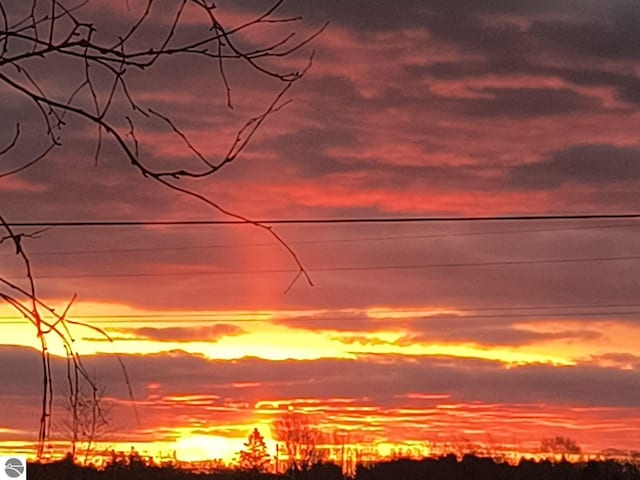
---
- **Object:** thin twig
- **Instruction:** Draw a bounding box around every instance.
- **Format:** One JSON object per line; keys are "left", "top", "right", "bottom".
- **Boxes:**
{"left": 0, "top": 0, "right": 323, "bottom": 457}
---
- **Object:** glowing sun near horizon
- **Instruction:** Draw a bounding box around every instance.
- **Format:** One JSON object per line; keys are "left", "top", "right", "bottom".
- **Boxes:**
{"left": 174, "top": 435, "right": 244, "bottom": 463}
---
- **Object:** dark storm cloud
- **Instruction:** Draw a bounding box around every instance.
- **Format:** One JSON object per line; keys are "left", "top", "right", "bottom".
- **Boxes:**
{"left": 260, "top": 127, "right": 357, "bottom": 177}
{"left": 279, "top": 310, "right": 604, "bottom": 348}
{"left": 391, "top": 2, "right": 640, "bottom": 112}
{"left": 413, "top": 59, "right": 640, "bottom": 109}
{"left": 292, "top": 75, "right": 366, "bottom": 122}
{"left": 397, "top": 318, "right": 602, "bottom": 347}
{"left": 419, "top": 1, "right": 640, "bottom": 62}
{"left": 530, "top": 8, "right": 640, "bottom": 60}
{"left": 113, "top": 324, "right": 247, "bottom": 342}
{"left": 456, "top": 87, "right": 600, "bottom": 118}
{"left": 530, "top": 67, "right": 640, "bottom": 105}
{"left": 1, "top": 346, "right": 640, "bottom": 410}
{"left": 409, "top": 61, "right": 486, "bottom": 80}
{"left": 251, "top": 0, "right": 594, "bottom": 32}
{"left": 424, "top": 11, "right": 531, "bottom": 60}
{"left": 511, "top": 144, "right": 640, "bottom": 188}
{"left": 420, "top": 0, "right": 563, "bottom": 15}
{"left": 588, "top": 352, "right": 640, "bottom": 369}
{"left": 224, "top": 0, "right": 424, "bottom": 30}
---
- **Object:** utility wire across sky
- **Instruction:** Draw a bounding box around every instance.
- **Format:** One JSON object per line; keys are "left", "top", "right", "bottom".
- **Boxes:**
{"left": 1, "top": 309, "right": 639, "bottom": 325}
{"left": 6, "top": 212, "right": 640, "bottom": 228}
{"left": 1, "top": 222, "right": 638, "bottom": 258}
{"left": 5, "top": 254, "right": 639, "bottom": 280}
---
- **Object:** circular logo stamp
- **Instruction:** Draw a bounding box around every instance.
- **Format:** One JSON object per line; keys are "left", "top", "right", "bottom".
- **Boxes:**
{"left": 4, "top": 458, "right": 25, "bottom": 478}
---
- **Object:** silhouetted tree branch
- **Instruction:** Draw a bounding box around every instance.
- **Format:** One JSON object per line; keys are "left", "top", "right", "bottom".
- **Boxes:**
{"left": 1, "top": 0, "right": 322, "bottom": 284}
{"left": 55, "top": 375, "right": 113, "bottom": 464}
{"left": 540, "top": 436, "right": 582, "bottom": 461}
{"left": 0, "top": 218, "right": 134, "bottom": 458}
{"left": 1, "top": 0, "right": 323, "bottom": 458}
{"left": 272, "top": 411, "right": 326, "bottom": 477}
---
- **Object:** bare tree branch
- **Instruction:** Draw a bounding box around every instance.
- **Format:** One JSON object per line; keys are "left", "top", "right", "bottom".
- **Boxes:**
{"left": 0, "top": 0, "right": 323, "bottom": 458}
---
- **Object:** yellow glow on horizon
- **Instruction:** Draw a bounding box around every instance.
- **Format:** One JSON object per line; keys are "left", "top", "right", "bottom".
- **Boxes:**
{"left": 202, "top": 323, "right": 349, "bottom": 360}
{"left": 174, "top": 434, "right": 242, "bottom": 462}
{"left": 2, "top": 301, "right": 638, "bottom": 368}
{"left": 2, "top": 296, "right": 640, "bottom": 465}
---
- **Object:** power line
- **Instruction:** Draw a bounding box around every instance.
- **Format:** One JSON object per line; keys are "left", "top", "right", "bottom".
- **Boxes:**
{"left": 5, "top": 254, "right": 639, "bottom": 280}
{"left": 6, "top": 213, "right": 640, "bottom": 228}
{"left": 1, "top": 309, "right": 638, "bottom": 325}
{"left": 2, "top": 301, "right": 639, "bottom": 319}
{"left": 3, "top": 222, "right": 638, "bottom": 258}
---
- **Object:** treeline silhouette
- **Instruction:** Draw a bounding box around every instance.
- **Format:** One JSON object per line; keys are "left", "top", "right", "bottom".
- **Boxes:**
{"left": 357, "top": 455, "right": 640, "bottom": 480}
{"left": 27, "top": 453, "right": 640, "bottom": 480}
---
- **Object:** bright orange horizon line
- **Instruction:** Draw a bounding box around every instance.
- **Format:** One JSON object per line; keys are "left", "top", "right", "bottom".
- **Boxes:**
{"left": 1, "top": 430, "right": 635, "bottom": 466}
{"left": 2, "top": 440, "right": 629, "bottom": 470}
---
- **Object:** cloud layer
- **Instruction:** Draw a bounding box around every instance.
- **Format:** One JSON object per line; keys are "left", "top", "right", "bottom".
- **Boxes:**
{"left": 1, "top": 0, "right": 640, "bottom": 459}
{"left": 1, "top": 346, "right": 640, "bottom": 453}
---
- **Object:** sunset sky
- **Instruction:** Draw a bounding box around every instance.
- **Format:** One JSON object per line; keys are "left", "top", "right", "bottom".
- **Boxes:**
{"left": 1, "top": 0, "right": 640, "bottom": 464}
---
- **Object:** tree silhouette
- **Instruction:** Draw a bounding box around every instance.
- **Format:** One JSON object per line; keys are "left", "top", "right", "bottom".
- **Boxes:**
{"left": 26, "top": 454, "right": 640, "bottom": 480}
{"left": 540, "top": 435, "right": 582, "bottom": 460}
{"left": 0, "top": 0, "right": 323, "bottom": 458}
{"left": 237, "top": 428, "right": 271, "bottom": 472}
{"left": 272, "top": 411, "right": 325, "bottom": 477}
{"left": 55, "top": 375, "right": 113, "bottom": 464}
